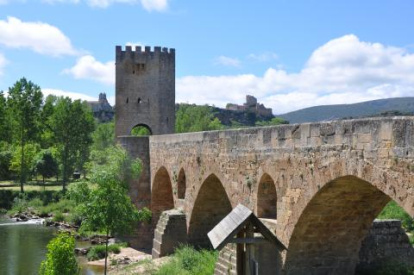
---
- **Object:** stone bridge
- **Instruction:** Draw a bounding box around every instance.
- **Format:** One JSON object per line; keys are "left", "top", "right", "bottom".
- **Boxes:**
{"left": 120, "top": 116, "right": 414, "bottom": 274}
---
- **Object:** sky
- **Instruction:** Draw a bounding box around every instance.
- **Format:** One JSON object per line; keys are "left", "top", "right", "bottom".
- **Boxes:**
{"left": 0, "top": 0, "right": 413, "bottom": 114}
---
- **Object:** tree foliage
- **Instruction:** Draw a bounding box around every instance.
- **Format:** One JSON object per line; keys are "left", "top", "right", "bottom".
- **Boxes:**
{"left": 255, "top": 117, "right": 289, "bottom": 126}
{"left": 0, "top": 92, "right": 11, "bottom": 143}
{"left": 48, "top": 97, "right": 95, "bottom": 189}
{"left": 70, "top": 145, "right": 151, "bottom": 274}
{"left": 6, "top": 78, "right": 43, "bottom": 191}
{"left": 34, "top": 149, "right": 59, "bottom": 183}
{"left": 39, "top": 233, "right": 80, "bottom": 275}
{"left": 175, "top": 104, "right": 224, "bottom": 133}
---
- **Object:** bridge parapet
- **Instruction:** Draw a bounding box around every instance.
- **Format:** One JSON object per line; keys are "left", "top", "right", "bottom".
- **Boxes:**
{"left": 148, "top": 117, "right": 414, "bottom": 274}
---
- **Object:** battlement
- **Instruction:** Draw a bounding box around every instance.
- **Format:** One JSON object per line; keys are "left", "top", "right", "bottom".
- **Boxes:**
{"left": 116, "top": 45, "right": 175, "bottom": 62}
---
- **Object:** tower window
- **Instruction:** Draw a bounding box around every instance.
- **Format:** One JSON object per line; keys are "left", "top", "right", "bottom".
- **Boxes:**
{"left": 126, "top": 98, "right": 129, "bottom": 104}
{"left": 138, "top": 98, "right": 142, "bottom": 104}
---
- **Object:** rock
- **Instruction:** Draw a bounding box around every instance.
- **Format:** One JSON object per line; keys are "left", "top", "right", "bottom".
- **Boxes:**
{"left": 75, "top": 248, "right": 89, "bottom": 255}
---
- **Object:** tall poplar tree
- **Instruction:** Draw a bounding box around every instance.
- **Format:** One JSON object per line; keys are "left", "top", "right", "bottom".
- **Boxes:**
{"left": 50, "top": 97, "right": 94, "bottom": 190}
{"left": 7, "top": 78, "right": 43, "bottom": 192}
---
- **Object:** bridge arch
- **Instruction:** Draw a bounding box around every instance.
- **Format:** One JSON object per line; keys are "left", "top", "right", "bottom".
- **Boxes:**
{"left": 177, "top": 168, "right": 186, "bottom": 199}
{"left": 131, "top": 123, "right": 152, "bottom": 136}
{"left": 151, "top": 166, "right": 174, "bottom": 224}
{"left": 188, "top": 173, "right": 232, "bottom": 248}
{"left": 256, "top": 173, "right": 277, "bottom": 219}
{"left": 283, "top": 169, "right": 412, "bottom": 275}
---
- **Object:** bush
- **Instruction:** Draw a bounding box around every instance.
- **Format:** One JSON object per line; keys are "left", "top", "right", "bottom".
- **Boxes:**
{"left": 155, "top": 245, "right": 218, "bottom": 275}
{"left": 7, "top": 193, "right": 28, "bottom": 215}
{"left": 28, "top": 198, "right": 44, "bottom": 208}
{"left": 87, "top": 243, "right": 126, "bottom": 261}
{"left": 39, "top": 233, "right": 80, "bottom": 275}
{"left": 52, "top": 211, "right": 65, "bottom": 222}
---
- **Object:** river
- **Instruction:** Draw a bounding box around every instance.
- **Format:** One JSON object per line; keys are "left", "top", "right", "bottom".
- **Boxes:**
{"left": 0, "top": 216, "right": 103, "bottom": 275}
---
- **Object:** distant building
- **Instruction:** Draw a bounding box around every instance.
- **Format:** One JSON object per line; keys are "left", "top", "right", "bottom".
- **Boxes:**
{"left": 226, "top": 95, "right": 273, "bottom": 117}
{"left": 87, "top": 93, "right": 114, "bottom": 123}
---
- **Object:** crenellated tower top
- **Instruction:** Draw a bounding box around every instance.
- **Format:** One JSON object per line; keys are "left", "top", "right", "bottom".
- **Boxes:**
{"left": 116, "top": 45, "right": 175, "bottom": 63}
{"left": 115, "top": 45, "right": 176, "bottom": 137}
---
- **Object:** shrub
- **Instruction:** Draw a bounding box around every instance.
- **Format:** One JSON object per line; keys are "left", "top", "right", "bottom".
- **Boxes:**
{"left": 28, "top": 198, "right": 44, "bottom": 208}
{"left": 7, "top": 193, "right": 28, "bottom": 215}
{"left": 39, "top": 233, "right": 80, "bottom": 275}
{"left": 87, "top": 243, "right": 126, "bottom": 261}
{"left": 155, "top": 245, "right": 218, "bottom": 275}
{"left": 52, "top": 211, "right": 65, "bottom": 222}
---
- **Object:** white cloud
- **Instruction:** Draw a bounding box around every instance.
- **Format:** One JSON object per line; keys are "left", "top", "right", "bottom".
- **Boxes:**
{"left": 248, "top": 52, "right": 278, "bottom": 62}
{"left": 0, "top": 53, "right": 7, "bottom": 75}
{"left": 42, "top": 0, "right": 168, "bottom": 10}
{"left": 63, "top": 55, "right": 115, "bottom": 85}
{"left": 0, "top": 16, "right": 78, "bottom": 56}
{"left": 140, "top": 0, "right": 168, "bottom": 11}
{"left": 125, "top": 41, "right": 144, "bottom": 48}
{"left": 42, "top": 88, "right": 96, "bottom": 101}
{"left": 42, "top": 89, "right": 115, "bottom": 105}
{"left": 215, "top": 56, "right": 242, "bottom": 68}
{"left": 177, "top": 35, "right": 414, "bottom": 114}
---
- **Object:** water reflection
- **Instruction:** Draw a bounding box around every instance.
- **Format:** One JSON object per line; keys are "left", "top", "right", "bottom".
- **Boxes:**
{"left": 0, "top": 218, "right": 54, "bottom": 275}
{"left": 0, "top": 217, "right": 103, "bottom": 275}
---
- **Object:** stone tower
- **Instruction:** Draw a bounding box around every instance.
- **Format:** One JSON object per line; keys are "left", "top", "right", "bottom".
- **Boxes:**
{"left": 115, "top": 45, "right": 175, "bottom": 137}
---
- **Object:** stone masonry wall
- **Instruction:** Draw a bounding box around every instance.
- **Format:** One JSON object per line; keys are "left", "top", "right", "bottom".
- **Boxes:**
{"left": 118, "top": 136, "right": 153, "bottom": 249}
{"left": 115, "top": 46, "right": 175, "bottom": 136}
{"left": 357, "top": 219, "right": 414, "bottom": 272}
{"left": 148, "top": 117, "right": 414, "bottom": 274}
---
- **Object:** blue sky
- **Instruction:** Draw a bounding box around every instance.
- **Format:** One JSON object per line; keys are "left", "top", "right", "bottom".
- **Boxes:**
{"left": 0, "top": 0, "right": 413, "bottom": 114}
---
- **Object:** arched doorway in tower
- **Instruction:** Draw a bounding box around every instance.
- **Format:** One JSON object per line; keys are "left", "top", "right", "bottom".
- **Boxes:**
{"left": 284, "top": 175, "right": 413, "bottom": 275}
{"left": 151, "top": 167, "right": 174, "bottom": 225}
{"left": 188, "top": 174, "right": 232, "bottom": 248}
{"left": 256, "top": 173, "right": 277, "bottom": 219}
{"left": 177, "top": 168, "right": 186, "bottom": 199}
{"left": 131, "top": 124, "right": 152, "bottom": 136}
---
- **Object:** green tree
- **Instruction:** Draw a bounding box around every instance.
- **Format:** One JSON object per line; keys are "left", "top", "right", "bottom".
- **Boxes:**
{"left": 91, "top": 122, "right": 115, "bottom": 152}
{"left": 255, "top": 117, "right": 289, "bottom": 126}
{"left": 0, "top": 143, "right": 13, "bottom": 180}
{"left": 175, "top": 104, "right": 223, "bottom": 133}
{"left": 72, "top": 146, "right": 151, "bottom": 275}
{"left": 0, "top": 91, "right": 11, "bottom": 143}
{"left": 9, "top": 142, "right": 40, "bottom": 182}
{"left": 49, "top": 97, "right": 95, "bottom": 190}
{"left": 39, "top": 233, "right": 80, "bottom": 275}
{"left": 34, "top": 149, "right": 59, "bottom": 185}
{"left": 7, "top": 78, "right": 43, "bottom": 192}
{"left": 40, "top": 95, "right": 58, "bottom": 148}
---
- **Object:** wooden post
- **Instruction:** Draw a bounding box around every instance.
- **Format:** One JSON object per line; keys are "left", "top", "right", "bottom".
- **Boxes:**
{"left": 245, "top": 223, "right": 255, "bottom": 275}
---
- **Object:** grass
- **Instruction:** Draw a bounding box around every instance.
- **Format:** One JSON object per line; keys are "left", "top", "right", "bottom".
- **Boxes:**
{"left": 377, "top": 201, "right": 414, "bottom": 232}
{"left": 0, "top": 185, "right": 62, "bottom": 191}
{"left": 409, "top": 234, "right": 414, "bottom": 245}
{"left": 154, "top": 245, "right": 218, "bottom": 275}
{"left": 87, "top": 243, "right": 127, "bottom": 261}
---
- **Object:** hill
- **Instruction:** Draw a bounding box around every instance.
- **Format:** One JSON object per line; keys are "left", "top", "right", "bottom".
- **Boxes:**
{"left": 279, "top": 97, "right": 414, "bottom": 124}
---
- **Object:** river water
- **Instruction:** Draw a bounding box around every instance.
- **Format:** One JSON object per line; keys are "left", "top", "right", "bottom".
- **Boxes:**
{"left": 0, "top": 216, "right": 103, "bottom": 275}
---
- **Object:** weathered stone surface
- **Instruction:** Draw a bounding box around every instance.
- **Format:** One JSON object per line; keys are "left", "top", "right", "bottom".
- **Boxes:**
{"left": 147, "top": 117, "right": 414, "bottom": 274}
{"left": 114, "top": 44, "right": 414, "bottom": 275}
{"left": 356, "top": 220, "right": 414, "bottom": 272}
{"left": 115, "top": 46, "right": 175, "bottom": 136}
{"left": 152, "top": 209, "right": 187, "bottom": 259}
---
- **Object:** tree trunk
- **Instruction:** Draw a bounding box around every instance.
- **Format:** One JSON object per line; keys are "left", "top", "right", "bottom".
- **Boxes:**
{"left": 104, "top": 229, "right": 109, "bottom": 275}
{"left": 20, "top": 141, "right": 25, "bottom": 193}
